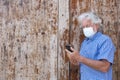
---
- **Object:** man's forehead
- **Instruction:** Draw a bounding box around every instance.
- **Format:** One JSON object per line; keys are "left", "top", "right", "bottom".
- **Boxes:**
{"left": 82, "top": 19, "right": 92, "bottom": 24}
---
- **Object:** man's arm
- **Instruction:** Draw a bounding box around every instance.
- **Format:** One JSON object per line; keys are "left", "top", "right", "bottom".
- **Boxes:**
{"left": 65, "top": 47, "right": 110, "bottom": 72}
{"left": 79, "top": 56, "right": 110, "bottom": 72}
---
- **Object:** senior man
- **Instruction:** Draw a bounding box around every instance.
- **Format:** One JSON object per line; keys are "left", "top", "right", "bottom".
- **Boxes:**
{"left": 65, "top": 12, "right": 116, "bottom": 80}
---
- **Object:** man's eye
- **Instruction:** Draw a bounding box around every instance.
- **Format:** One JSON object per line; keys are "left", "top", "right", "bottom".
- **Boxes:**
{"left": 86, "top": 26, "right": 89, "bottom": 27}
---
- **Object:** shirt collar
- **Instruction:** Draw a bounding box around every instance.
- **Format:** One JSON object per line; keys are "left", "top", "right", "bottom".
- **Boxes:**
{"left": 86, "top": 32, "right": 102, "bottom": 41}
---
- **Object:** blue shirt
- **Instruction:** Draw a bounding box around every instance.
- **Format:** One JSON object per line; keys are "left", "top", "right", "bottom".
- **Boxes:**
{"left": 80, "top": 32, "right": 116, "bottom": 80}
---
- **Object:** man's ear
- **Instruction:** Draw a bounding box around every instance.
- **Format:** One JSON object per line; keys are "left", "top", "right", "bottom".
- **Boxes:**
{"left": 93, "top": 24, "right": 99, "bottom": 32}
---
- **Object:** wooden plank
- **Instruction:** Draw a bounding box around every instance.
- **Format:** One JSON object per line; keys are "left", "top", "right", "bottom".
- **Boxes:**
{"left": 0, "top": 4, "right": 2, "bottom": 78}
{"left": 117, "top": 21, "right": 120, "bottom": 80}
{"left": 0, "top": 1, "right": 4, "bottom": 80}
{"left": 26, "top": 0, "right": 47, "bottom": 79}
{"left": 58, "top": 0, "right": 70, "bottom": 80}
{"left": 0, "top": 0, "right": 58, "bottom": 80}
{"left": 117, "top": 1, "right": 120, "bottom": 80}
{"left": 70, "top": 0, "right": 92, "bottom": 80}
{"left": 18, "top": 0, "right": 47, "bottom": 79}
{"left": 38, "top": 0, "right": 58, "bottom": 79}
{"left": 11, "top": 0, "right": 38, "bottom": 80}
{"left": 0, "top": 0, "right": 16, "bottom": 80}
{"left": 25, "top": 0, "right": 58, "bottom": 80}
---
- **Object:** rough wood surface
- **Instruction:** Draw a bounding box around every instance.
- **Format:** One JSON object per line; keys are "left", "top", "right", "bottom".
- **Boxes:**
{"left": 58, "top": 0, "right": 70, "bottom": 80}
{"left": 0, "top": 0, "right": 59, "bottom": 80}
{"left": 117, "top": 1, "right": 120, "bottom": 80}
{"left": 69, "top": 0, "right": 83, "bottom": 80}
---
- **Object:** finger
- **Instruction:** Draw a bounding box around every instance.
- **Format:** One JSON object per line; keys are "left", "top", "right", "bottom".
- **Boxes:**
{"left": 67, "top": 52, "right": 71, "bottom": 59}
{"left": 71, "top": 55, "right": 76, "bottom": 60}
{"left": 71, "top": 59, "right": 78, "bottom": 65}
{"left": 65, "top": 49, "right": 72, "bottom": 54}
{"left": 73, "top": 61, "right": 79, "bottom": 66}
{"left": 70, "top": 47, "right": 75, "bottom": 52}
{"left": 65, "top": 49, "right": 71, "bottom": 58}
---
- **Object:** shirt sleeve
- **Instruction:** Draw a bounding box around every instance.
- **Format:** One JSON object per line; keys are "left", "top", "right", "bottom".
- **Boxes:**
{"left": 97, "top": 38, "right": 116, "bottom": 64}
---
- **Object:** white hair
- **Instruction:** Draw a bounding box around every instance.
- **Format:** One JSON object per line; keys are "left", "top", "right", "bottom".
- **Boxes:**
{"left": 78, "top": 12, "right": 102, "bottom": 25}
{"left": 77, "top": 12, "right": 103, "bottom": 32}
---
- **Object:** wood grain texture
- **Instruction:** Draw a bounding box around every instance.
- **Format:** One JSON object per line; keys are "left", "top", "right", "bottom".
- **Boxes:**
{"left": 70, "top": 0, "right": 85, "bottom": 80}
{"left": 0, "top": 0, "right": 58, "bottom": 80}
{"left": 117, "top": 1, "right": 120, "bottom": 80}
{"left": 58, "top": 0, "right": 70, "bottom": 80}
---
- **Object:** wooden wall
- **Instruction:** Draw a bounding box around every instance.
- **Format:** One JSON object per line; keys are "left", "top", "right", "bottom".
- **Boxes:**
{"left": 0, "top": 0, "right": 119, "bottom": 80}
{"left": 0, "top": 0, "right": 70, "bottom": 80}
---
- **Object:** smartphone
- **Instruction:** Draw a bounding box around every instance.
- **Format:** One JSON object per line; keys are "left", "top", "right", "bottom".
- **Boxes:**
{"left": 65, "top": 44, "right": 73, "bottom": 52}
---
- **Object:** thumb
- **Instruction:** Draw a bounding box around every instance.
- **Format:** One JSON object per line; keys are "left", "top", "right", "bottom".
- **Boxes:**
{"left": 65, "top": 49, "right": 71, "bottom": 59}
{"left": 70, "top": 47, "right": 75, "bottom": 52}
{"left": 67, "top": 52, "right": 71, "bottom": 59}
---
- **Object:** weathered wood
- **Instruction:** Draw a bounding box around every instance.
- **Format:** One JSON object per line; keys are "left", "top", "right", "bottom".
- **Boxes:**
{"left": 70, "top": 0, "right": 92, "bottom": 80}
{"left": 117, "top": 1, "right": 120, "bottom": 80}
{"left": 0, "top": 1, "right": 16, "bottom": 80}
{"left": 58, "top": 0, "right": 70, "bottom": 80}
{"left": 0, "top": 0, "right": 58, "bottom": 80}
{"left": 45, "top": 0, "right": 58, "bottom": 80}
{"left": 24, "top": 0, "right": 58, "bottom": 80}
{"left": 70, "top": 0, "right": 85, "bottom": 80}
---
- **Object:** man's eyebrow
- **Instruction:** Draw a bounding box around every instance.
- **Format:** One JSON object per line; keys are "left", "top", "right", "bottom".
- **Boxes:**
{"left": 85, "top": 24, "right": 89, "bottom": 27}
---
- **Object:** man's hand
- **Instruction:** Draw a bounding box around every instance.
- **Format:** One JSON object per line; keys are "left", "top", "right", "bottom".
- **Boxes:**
{"left": 65, "top": 47, "right": 80, "bottom": 65}
{"left": 70, "top": 47, "right": 82, "bottom": 62}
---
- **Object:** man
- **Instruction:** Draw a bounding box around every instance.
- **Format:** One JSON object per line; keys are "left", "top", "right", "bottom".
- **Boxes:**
{"left": 65, "top": 12, "right": 116, "bottom": 80}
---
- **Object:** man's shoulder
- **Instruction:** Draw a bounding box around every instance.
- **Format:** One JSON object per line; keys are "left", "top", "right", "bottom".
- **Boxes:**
{"left": 97, "top": 33, "right": 113, "bottom": 46}
{"left": 98, "top": 33, "right": 111, "bottom": 41}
